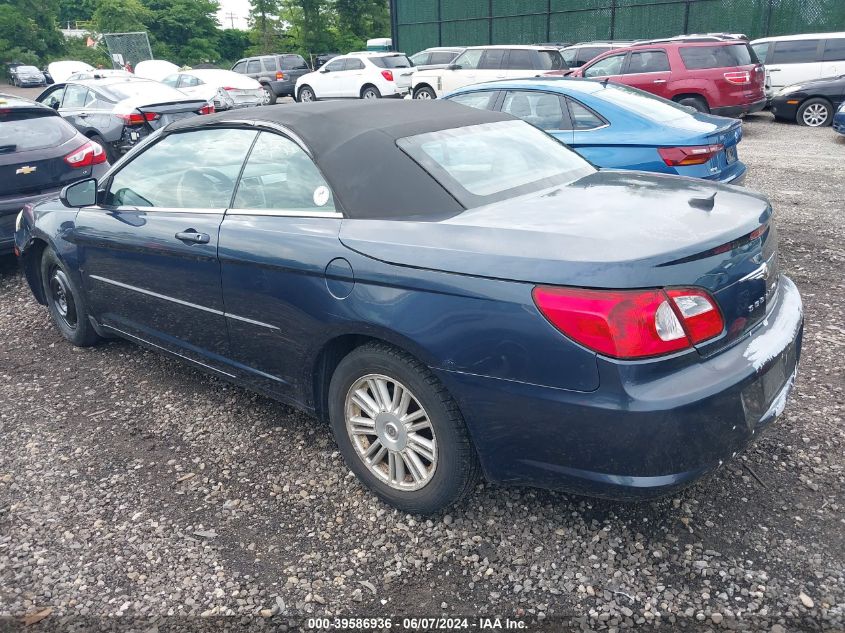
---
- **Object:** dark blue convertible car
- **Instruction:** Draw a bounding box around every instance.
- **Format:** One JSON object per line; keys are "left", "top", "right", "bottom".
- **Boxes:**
{"left": 14, "top": 100, "right": 803, "bottom": 513}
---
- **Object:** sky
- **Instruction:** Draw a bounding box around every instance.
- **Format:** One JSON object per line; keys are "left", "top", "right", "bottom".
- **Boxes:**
{"left": 217, "top": 0, "right": 251, "bottom": 30}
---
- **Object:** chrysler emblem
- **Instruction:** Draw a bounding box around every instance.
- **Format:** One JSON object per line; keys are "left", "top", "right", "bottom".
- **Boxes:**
{"left": 16, "top": 165, "right": 37, "bottom": 175}
{"left": 741, "top": 262, "right": 769, "bottom": 282}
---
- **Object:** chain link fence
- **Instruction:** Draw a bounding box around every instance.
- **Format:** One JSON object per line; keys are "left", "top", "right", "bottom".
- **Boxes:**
{"left": 392, "top": 0, "right": 845, "bottom": 53}
{"left": 102, "top": 32, "right": 154, "bottom": 70}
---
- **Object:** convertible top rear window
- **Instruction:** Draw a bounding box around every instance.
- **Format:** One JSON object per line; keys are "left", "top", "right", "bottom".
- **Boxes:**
{"left": 397, "top": 120, "right": 594, "bottom": 207}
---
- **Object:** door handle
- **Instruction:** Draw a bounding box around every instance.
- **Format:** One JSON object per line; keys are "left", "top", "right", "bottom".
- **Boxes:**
{"left": 653, "top": 79, "right": 667, "bottom": 84}
{"left": 175, "top": 230, "right": 210, "bottom": 244}
{"left": 768, "top": 68, "right": 781, "bottom": 72}
{"left": 78, "top": 112, "right": 89, "bottom": 117}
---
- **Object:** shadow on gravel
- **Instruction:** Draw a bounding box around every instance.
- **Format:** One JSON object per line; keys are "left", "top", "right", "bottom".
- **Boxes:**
{"left": 0, "top": 254, "right": 20, "bottom": 277}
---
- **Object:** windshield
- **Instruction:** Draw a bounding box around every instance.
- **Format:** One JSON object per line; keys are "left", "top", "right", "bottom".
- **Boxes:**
{"left": 100, "top": 81, "right": 188, "bottom": 102}
{"left": 397, "top": 120, "right": 594, "bottom": 207}
{"left": 18, "top": 66, "right": 40, "bottom": 73}
{"left": 680, "top": 44, "right": 757, "bottom": 69}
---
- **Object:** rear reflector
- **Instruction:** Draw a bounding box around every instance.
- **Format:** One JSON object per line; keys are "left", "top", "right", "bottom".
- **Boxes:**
{"left": 118, "top": 111, "right": 159, "bottom": 125}
{"left": 64, "top": 140, "right": 107, "bottom": 168}
{"left": 724, "top": 71, "right": 751, "bottom": 85}
{"left": 381, "top": 70, "right": 394, "bottom": 81}
{"left": 198, "top": 103, "right": 215, "bottom": 115}
{"left": 532, "top": 286, "right": 724, "bottom": 359}
{"left": 658, "top": 144, "right": 724, "bottom": 166}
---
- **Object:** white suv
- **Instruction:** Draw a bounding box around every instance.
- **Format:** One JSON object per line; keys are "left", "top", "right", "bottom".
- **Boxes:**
{"left": 295, "top": 52, "right": 414, "bottom": 101}
{"left": 411, "top": 45, "right": 566, "bottom": 99}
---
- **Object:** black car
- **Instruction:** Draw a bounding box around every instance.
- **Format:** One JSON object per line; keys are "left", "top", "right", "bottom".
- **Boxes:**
{"left": 0, "top": 93, "right": 109, "bottom": 254}
{"left": 231, "top": 54, "right": 312, "bottom": 105}
{"left": 771, "top": 74, "right": 845, "bottom": 127}
{"left": 35, "top": 77, "right": 211, "bottom": 162}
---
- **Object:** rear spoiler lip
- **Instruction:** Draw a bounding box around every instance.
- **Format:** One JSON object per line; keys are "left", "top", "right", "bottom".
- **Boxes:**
{"left": 135, "top": 99, "right": 209, "bottom": 114}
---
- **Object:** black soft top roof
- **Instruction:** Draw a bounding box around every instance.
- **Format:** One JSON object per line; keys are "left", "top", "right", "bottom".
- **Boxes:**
{"left": 168, "top": 100, "right": 515, "bottom": 218}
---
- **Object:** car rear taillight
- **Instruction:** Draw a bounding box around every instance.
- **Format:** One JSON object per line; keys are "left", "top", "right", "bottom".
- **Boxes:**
{"left": 118, "top": 111, "right": 159, "bottom": 125}
{"left": 64, "top": 140, "right": 107, "bottom": 168}
{"left": 198, "top": 103, "right": 215, "bottom": 115}
{"left": 276, "top": 71, "right": 285, "bottom": 80}
{"left": 222, "top": 86, "right": 236, "bottom": 91}
{"left": 658, "top": 144, "right": 724, "bottom": 166}
{"left": 724, "top": 71, "right": 751, "bottom": 85}
{"left": 381, "top": 70, "right": 394, "bottom": 81}
{"left": 532, "top": 286, "right": 724, "bottom": 359}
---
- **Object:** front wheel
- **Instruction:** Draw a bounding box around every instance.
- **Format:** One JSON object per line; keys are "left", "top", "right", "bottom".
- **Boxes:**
{"left": 676, "top": 96, "right": 709, "bottom": 113}
{"left": 41, "top": 248, "right": 100, "bottom": 347}
{"left": 413, "top": 86, "right": 436, "bottom": 100}
{"left": 328, "top": 343, "right": 479, "bottom": 514}
{"left": 361, "top": 85, "right": 381, "bottom": 100}
{"left": 298, "top": 86, "right": 316, "bottom": 102}
{"left": 797, "top": 98, "right": 833, "bottom": 127}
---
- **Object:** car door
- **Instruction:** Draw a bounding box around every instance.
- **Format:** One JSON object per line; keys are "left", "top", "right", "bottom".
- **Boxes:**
{"left": 767, "top": 39, "right": 823, "bottom": 91}
{"left": 821, "top": 38, "right": 845, "bottom": 79}
{"left": 58, "top": 83, "right": 91, "bottom": 131}
{"left": 317, "top": 58, "right": 347, "bottom": 97}
{"left": 440, "top": 49, "right": 483, "bottom": 93}
{"left": 246, "top": 58, "right": 262, "bottom": 82}
{"left": 563, "top": 97, "right": 617, "bottom": 166}
{"left": 80, "top": 87, "right": 115, "bottom": 137}
{"left": 218, "top": 130, "right": 343, "bottom": 397}
{"left": 618, "top": 49, "right": 672, "bottom": 98}
{"left": 473, "top": 49, "right": 507, "bottom": 83}
{"left": 341, "top": 58, "right": 366, "bottom": 96}
{"left": 37, "top": 84, "right": 67, "bottom": 110}
{"left": 581, "top": 51, "right": 628, "bottom": 83}
{"left": 503, "top": 48, "right": 535, "bottom": 78}
{"left": 73, "top": 126, "right": 259, "bottom": 365}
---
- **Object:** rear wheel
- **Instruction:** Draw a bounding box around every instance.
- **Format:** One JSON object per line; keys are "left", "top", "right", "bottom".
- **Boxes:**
{"left": 797, "top": 98, "right": 833, "bottom": 127}
{"left": 261, "top": 84, "right": 277, "bottom": 106}
{"left": 676, "top": 96, "right": 710, "bottom": 113}
{"left": 328, "top": 343, "right": 479, "bottom": 514}
{"left": 41, "top": 248, "right": 100, "bottom": 347}
{"left": 413, "top": 86, "right": 436, "bottom": 100}
{"left": 298, "top": 85, "right": 316, "bottom": 102}
{"left": 361, "top": 85, "right": 381, "bottom": 100}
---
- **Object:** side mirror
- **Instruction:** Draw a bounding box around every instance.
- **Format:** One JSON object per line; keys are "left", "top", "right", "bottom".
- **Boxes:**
{"left": 320, "top": 67, "right": 330, "bottom": 73}
{"left": 50, "top": 100, "right": 60, "bottom": 110}
{"left": 61, "top": 178, "right": 98, "bottom": 208}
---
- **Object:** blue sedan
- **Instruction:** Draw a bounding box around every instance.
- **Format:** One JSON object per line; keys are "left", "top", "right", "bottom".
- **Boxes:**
{"left": 15, "top": 101, "right": 802, "bottom": 513}
{"left": 444, "top": 77, "right": 747, "bottom": 184}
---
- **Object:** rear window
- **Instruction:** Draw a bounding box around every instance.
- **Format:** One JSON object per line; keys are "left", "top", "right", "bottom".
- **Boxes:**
{"left": 279, "top": 55, "right": 308, "bottom": 70}
{"left": 680, "top": 44, "right": 755, "bottom": 69}
{"left": 371, "top": 55, "right": 411, "bottom": 69}
{"left": 538, "top": 50, "right": 565, "bottom": 70}
{"left": 397, "top": 120, "right": 593, "bottom": 207}
{"left": 0, "top": 112, "right": 74, "bottom": 152}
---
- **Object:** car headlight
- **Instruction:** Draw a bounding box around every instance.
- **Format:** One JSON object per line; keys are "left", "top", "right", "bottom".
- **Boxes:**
{"left": 777, "top": 85, "right": 804, "bottom": 96}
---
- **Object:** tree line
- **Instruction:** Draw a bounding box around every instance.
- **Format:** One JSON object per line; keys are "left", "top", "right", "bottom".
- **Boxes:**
{"left": 0, "top": 0, "right": 389, "bottom": 70}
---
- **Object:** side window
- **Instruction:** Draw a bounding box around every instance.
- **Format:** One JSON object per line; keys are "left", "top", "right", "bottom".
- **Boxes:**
{"left": 506, "top": 49, "right": 534, "bottom": 70}
{"left": 430, "top": 51, "right": 458, "bottom": 65}
{"left": 180, "top": 75, "right": 202, "bottom": 87}
{"left": 771, "top": 39, "right": 821, "bottom": 64}
{"left": 40, "top": 86, "right": 66, "bottom": 109}
{"left": 233, "top": 132, "right": 336, "bottom": 213}
{"left": 447, "top": 91, "right": 498, "bottom": 110}
{"left": 626, "top": 50, "right": 670, "bottom": 74}
{"left": 105, "top": 128, "right": 258, "bottom": 209}
{"left": 62, "top": 84, "right": 89, "bottom": 108}
{"left": 583, "top": 53, "right": 626, "bottom": 78}
{"left": 246, "top": 59, "right": 261, "bottom": 74}
{"left": 85, "top": 90, "right": 111, "bottom": 110}
{"left": 346, "top": 59, "right": 365, "bottom": 70}
{"left": 323, "top": 58, "right": 346, "bottom": 72}
{"left": 823, "top": 38, "right": 845, "bottom": 62}
{"left": 453, "top": 49, "right": 483, "bottom": 70}
{"left": 161, "top": 74, "right": 180, "bottom": 87}
{"left": 410, "top": 52, "right": 430, "bottom": 66}
{"left": 232, "top": 61, "right": 247, "bottom": 73}
{"left": 566, "top": 98, "right": 605, "bottom": 130}
{"left": 479, "top": 49, "right": 506, "bottom": 70}
{"left": 262, "top": 58, "right": 276, "bottom": 72}
{"left": 751, "top": 43, "right": 770, "bottom": 64}
{"left": 502, "top": 91, "right": 567, "bottom": 130}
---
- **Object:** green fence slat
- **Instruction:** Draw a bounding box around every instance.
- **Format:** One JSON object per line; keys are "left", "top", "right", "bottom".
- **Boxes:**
{"left": 493, "top": 14, "right": 549, "bottom": 43}
{"left": 493, "top": 0, "right": 548, "bottom": 17}
{"left": 441, "top": 18, "right": 491, "bottom": 46}
{"left": 550, "top": 9, "right": 613, "bottom": 41}
{"left": 442, "top": 0, "right": 490, "bottom": 21}
{"left": 396, "top": 0, "right": 437, "bottom": 24}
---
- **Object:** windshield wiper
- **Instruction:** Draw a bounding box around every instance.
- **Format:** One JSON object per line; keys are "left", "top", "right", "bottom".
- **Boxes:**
{"left": 0, "top": 144, "right": 17, "bottom": 154}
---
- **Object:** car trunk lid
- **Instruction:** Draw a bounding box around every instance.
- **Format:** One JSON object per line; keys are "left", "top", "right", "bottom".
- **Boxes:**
{"left": 135, "top": 100, "right": 207, "bottom": 130}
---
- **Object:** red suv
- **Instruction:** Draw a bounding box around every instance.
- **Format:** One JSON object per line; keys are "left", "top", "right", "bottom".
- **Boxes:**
{"left": 571, "top": 39, "right": 766, "bottom": 117}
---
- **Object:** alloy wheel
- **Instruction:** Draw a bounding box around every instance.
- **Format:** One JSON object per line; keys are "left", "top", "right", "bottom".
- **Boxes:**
{"left": 300, "top": 89, "right": 314, "bottom": 102}
{"left": 261, "top": 87, "right": 272, "bottom": 105}
{"left": 802, "top": 103, "right": 829, "bottom": 127}
{"left": 344, "top": 374, "right": 437, "bottom": 491}
{"left": 362, "top": 89, "right": 378, "bottom": 100}
{"left": 414, "top": 90, "right": 433, "bottom": 99}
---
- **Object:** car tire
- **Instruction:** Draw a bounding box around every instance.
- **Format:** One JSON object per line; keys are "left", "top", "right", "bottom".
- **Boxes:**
{"left": 261, "top": 85, "right": 277, "bottom": 106}
{"left": 361, "top": 85, "right": 381, "bottom": 100}
{"left": 796, "top": 98, "right": 833, "bottom": 127}
{"left": 676, "top": 96, "right": 710, "bottom": 113}
{"left": 413, "top": 86, "right": 436, "bottom": 100}
{"left": 298, "top": 85, "right": 316, "bottom": 102}
{"left": 41, "top": 248, "right": 100, "bottom": 347}
{"left": 89, "top": 134, "right": 115, "bottom": 163}
{"left": 328, "top": 342, "right": 480, "bottom": 514}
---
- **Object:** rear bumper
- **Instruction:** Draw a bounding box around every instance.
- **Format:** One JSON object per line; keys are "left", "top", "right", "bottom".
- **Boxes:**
{"left": 711, "top": 97, "right": 767, "bottom": 118}
{"left": 437, "top": 276, "right": 803, "bottom": 499}
{"left": 268, "top": 79, "right": 296, "bottom": 97}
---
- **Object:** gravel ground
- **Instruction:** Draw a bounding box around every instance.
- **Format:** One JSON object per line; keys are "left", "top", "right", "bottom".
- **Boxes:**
{"left": 1, "top": 111, "right": 843, "bottom": 632}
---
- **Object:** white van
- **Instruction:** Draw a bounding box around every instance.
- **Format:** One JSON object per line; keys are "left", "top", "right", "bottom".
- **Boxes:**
{"left": 751, "top": 32, "right": 845, "bottom": 96}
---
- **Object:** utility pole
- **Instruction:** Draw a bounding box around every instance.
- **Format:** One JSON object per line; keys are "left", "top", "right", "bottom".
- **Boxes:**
{"left": 224, "top": 11, "right": 237, "bottom": 29}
